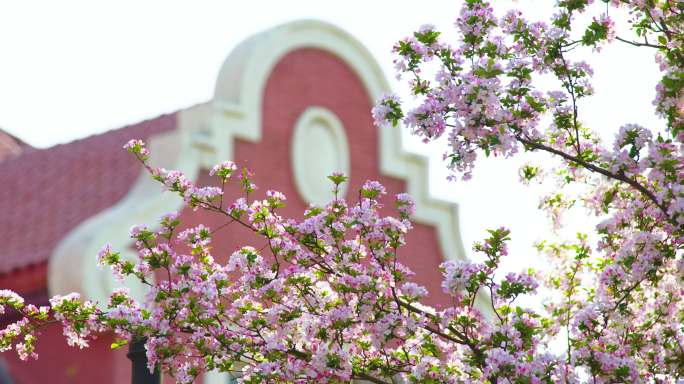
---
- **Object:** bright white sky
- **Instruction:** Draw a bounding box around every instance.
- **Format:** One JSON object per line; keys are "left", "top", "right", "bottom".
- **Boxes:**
{"left": 0, "top": 1, "right": 664, "bottom": 272}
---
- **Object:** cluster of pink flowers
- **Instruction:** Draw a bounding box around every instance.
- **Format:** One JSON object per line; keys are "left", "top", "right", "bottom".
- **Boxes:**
{"left": 123, "top": 139, "right": 149, "bottom": 161}
{"left": 1, "top": 1, "right": 683, "bottom": 383}
{"left": 371, "top": 0, "right": 684, "bottom": 382}
{"left": 0, "top": 137, "right": 571, "bottom": 383}
{"left": 440, "top": 260, "right": 482, "bottom": 299}
{"left": 209, "top": 160, "right": 237, "bottom": 181}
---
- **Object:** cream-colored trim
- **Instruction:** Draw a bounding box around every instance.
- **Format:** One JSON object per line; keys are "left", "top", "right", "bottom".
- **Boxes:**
{"left": 48, "top": 21, "right": 479, "bottom": 382}
{"left": 203, "top": 370, "right": 232, "bottom": 384}
{"left": 291, "top": 106, "right": 350, "bottom": 206}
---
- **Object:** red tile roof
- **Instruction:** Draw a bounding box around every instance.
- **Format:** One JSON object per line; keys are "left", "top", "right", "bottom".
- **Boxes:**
{"left": 0, "top": 114, "right": 177, "bottom": 275}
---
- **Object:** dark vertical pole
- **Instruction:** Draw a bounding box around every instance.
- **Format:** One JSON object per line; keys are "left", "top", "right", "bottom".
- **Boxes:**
{"left": 127, "top": 338, "right": 161, "bottom": 384}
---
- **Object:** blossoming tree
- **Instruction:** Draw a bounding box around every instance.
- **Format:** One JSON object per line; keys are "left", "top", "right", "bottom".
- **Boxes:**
{"left": 2, "top": 0, "right": 684, "bottom": 382}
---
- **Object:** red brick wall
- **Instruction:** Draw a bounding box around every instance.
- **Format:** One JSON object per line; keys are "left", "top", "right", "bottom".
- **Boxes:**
{"left": 4, "top": 325, "right": 129, "bottom": 384}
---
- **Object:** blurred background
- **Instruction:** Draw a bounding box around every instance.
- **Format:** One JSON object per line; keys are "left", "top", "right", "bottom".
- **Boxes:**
{"left": 0, "top": 0, "right": 663, "bottom": 264}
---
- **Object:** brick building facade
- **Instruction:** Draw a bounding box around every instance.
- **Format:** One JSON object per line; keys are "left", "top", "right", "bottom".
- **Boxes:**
{"left": 0, "top": 20, "right": 469, "bottom": 383}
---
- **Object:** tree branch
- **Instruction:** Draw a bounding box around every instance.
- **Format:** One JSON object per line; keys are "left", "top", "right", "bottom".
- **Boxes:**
{"left": 615, "top": 36, "right": 667, "bottom": 50}
{"left": 515, "top": 135, "right": 670, "bottom": 218}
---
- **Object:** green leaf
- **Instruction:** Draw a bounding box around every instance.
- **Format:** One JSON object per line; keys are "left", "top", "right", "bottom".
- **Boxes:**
{"left": 110, "top": 339, "right": 129, "bottom": 350}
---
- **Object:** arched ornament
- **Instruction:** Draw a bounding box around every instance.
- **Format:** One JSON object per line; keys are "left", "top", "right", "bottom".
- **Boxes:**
{"left": 48, "top": 22, "right": 478, "bottom": 382}
{"left": 291, "top": 106, "right": 350, "bottom": 206}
